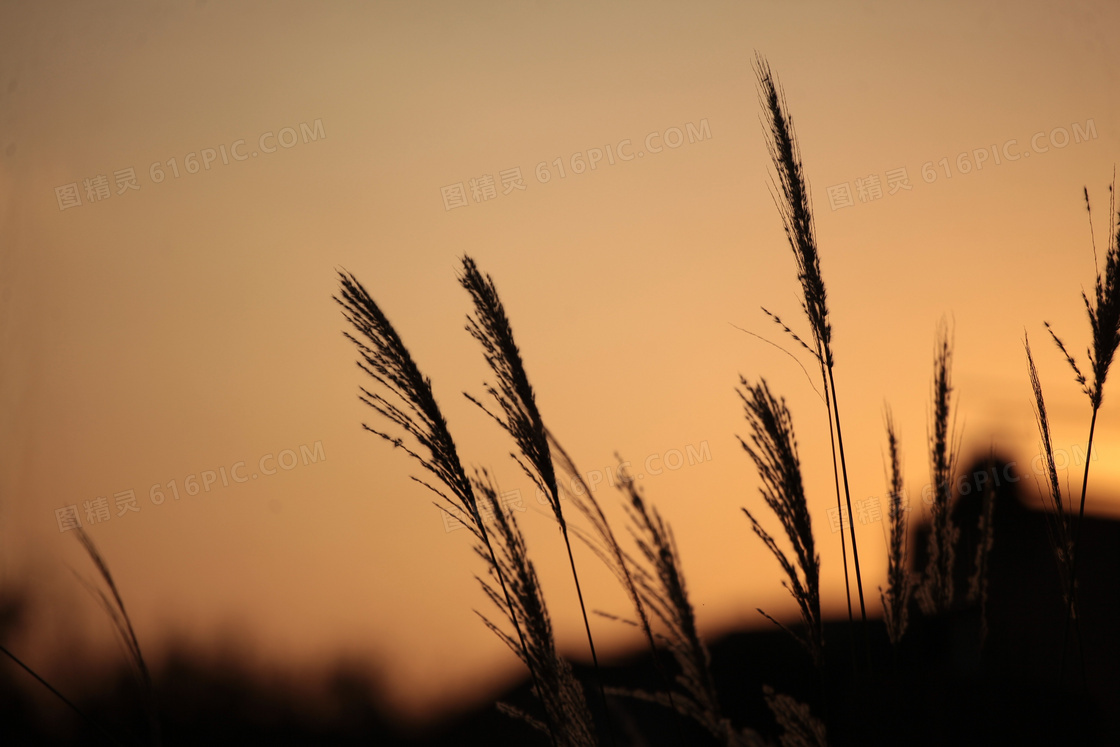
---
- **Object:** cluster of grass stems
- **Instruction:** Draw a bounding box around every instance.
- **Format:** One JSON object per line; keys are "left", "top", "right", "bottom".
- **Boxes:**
{"left": 327, "top": 57, "right": 1120, "bottom": 743}
{"left": 334, "top": 250, "right": 832, "bottom": 745}
{"left": 6, "top": 56, "right": 1118, "bottom": 747}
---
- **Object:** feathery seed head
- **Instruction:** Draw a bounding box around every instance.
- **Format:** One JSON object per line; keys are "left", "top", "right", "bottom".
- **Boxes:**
{"left": 754, "top": 54, "right": 832, "bottom": 367}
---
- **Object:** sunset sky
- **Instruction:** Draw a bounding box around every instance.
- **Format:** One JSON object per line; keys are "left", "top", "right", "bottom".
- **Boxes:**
{"left": 2, "top": 0, "right": 1120, "bottom": 725}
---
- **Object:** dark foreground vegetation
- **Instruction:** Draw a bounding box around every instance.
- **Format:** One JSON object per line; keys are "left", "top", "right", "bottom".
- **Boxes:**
{"left": 5, "top": 458, "right": 1120, "bottom": 745}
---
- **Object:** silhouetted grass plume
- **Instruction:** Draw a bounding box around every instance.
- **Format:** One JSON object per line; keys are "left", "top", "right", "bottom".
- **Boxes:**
{"left": 1025, "top": 334, "right": 1075, "bottom": 611}
{"left": 1044, "top": 178, "right": 1120, "bottom": 679}
{"left": 551, "top": 441, "right": 687, "bottom": 738}
{"left": 602, "top": 466, "right": 763, "bottom": 747}
{"left": 762, "top": 685, "right": 828, "bottom": 747}
{"left": 336, "top": 269, "right": 580, "bottom": 744}
{"left": 917, "top": 324, "right": 960, "bottom": 615}
{"left": 74, "top": 528, "right": 160, "bottom": 746}
{"left": 878, "top": 407, "right": 911, "bottom": 648}
{"left": 472, "top": 473, "right": 597, "bottom": 747}
{"left": 754, "top": 53, "right": 865, "bottom": 636}
{"left": 458, "top": 255, "right": 612, "bottom": 739}
{"left": 738, "top": 378, "right": 822, "bottom": 670}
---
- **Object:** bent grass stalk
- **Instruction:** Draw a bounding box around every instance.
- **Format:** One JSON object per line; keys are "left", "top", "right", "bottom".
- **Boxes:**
{"left": 1027, "top": 334, "right": 1088, "bottom": 685}
{"left": 336, "top": 270, "right": 582, "bottom": 745}
{"left": 1026, "top": 335, "right": 1076, "bottom": 610}
{"left": 73, "top": 528, "right": 160, "bottom": 747}
{"left": 458, "top": 256, "right": 613, "bottom": 743}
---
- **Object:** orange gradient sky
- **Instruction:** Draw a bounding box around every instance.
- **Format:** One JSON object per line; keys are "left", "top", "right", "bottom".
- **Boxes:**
{"left": 2, "top": 0, "right": 1120, "bottom": 724}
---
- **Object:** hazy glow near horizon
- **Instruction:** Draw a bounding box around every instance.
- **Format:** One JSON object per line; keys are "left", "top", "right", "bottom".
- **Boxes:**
{"left": 2, "top": 0, "right": 1119, "bottom": 722}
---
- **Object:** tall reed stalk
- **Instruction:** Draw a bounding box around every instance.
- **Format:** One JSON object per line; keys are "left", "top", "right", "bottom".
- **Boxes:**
{"left": 754, "top": 54, "right": 865, "bottom": 636}
{"left": 1045, "top": 179, "right": 1120, "bottom": 680}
